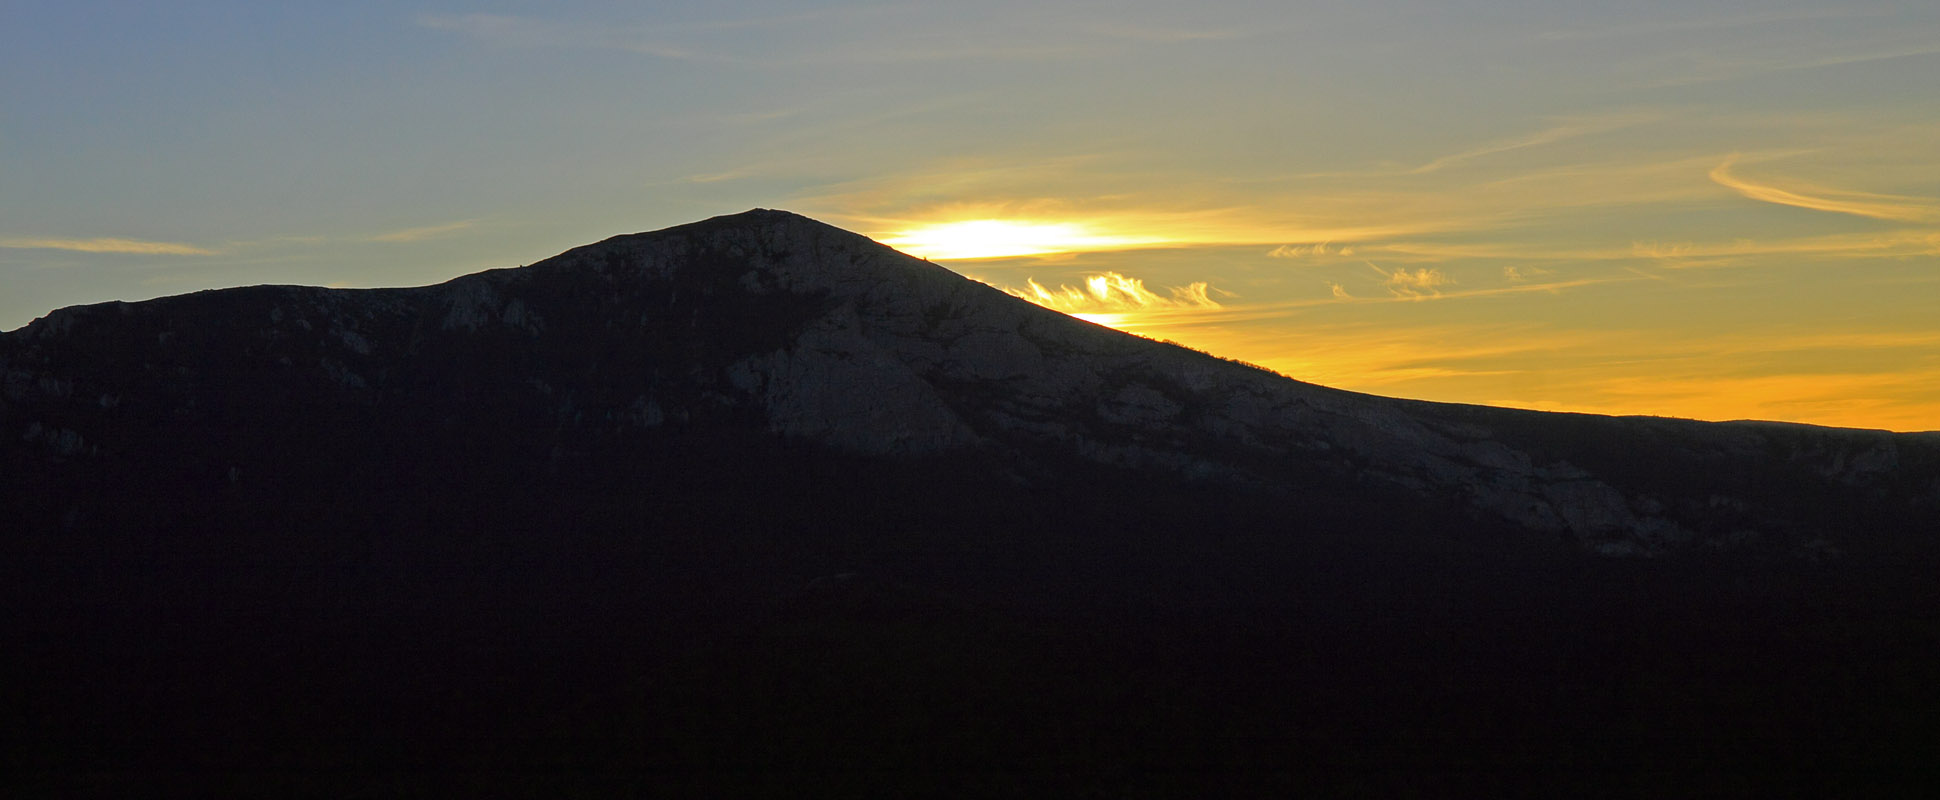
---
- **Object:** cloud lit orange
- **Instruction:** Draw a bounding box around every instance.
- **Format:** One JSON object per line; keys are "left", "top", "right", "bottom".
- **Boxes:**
{"left": 879, "top": 220, "right": 1166, "bottom": 259}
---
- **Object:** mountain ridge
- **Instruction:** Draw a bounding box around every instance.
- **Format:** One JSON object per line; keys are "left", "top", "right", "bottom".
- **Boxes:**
{"left": 6, "top": 209, "right": 1934, "bottom": 563}
{"left": 8, "top": 209, "right": 1940, "bottom": 793}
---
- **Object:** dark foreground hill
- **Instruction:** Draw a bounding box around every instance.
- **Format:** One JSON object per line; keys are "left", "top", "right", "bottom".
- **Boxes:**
{"left": 4, "top": 210, "right": 1938, "bottom": 795}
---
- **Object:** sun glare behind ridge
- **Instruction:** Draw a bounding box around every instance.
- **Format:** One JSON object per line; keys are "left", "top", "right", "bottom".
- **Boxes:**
{"left": 880, "top": 219, "right": 1163, "bottom": 260}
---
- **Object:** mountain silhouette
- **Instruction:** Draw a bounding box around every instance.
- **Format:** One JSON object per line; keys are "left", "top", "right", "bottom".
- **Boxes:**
{"left": 5, "top": 209, "right": 1938, "bottom": 794}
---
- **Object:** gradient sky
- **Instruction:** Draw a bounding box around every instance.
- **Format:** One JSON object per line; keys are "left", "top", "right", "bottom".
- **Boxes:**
{"left": 6, "top": 1, "right": 1938, "bottom": 431}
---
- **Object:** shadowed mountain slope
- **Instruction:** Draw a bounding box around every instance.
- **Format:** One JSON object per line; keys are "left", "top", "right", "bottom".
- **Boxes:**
{"left": 6, "top": 209, "right": 1935, "bottom": 565}
{"left": 5, "top": 209, "right": 1938, "bottom": 794}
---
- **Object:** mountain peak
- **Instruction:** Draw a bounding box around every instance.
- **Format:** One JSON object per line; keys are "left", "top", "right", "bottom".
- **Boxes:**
{"left": 7, "top": 211, "right": 1936, "bottom": 791}
{"left": 601, "top": 207, "right": 870, "bottom": 252}
{"left": 505, "top": 207, "right": 956, "bottom": 304}
{"left": 697, "top": 207, "right": 826, "bottom": 226}
{"left": 3, "top": 212, "right": 1935, "bottom": 563}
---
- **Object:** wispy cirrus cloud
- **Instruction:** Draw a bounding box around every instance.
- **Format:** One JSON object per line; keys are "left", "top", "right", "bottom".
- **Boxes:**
{"left": 371, "top": 220, "right": 477, "bottom": 243}
{"left": 1634, "top": 229, "right": 1940, "bottom": 267}
{"left": 1501, "top": 265, "right": 1553, "bottom": 282}
{"left": 416, "top": 9, "right": 1176, "bottom": 66}
{"left": 419, "top": 4, "right": 1280, "bottom": 69}
{"left": 416, "top": 13, "right": 709, "bottom": 60}
{"left": 1267, "top": 242, "right": 1352, "bottom": 258}
{"left": 1358, "top": 226, "right": 1940, "bottom": 268}
{"left": 815, "top": 156, "right": 1522, "bottom": 252}
{"left": 1648, "top": 41, "right": 1940, "bottom": 88}
{"left": 1128, "top": 275, "right": 1638, "bottom": 328}
{"left": 1408, "top": 115, "right": 1654, "bottom": 175}
{"left": 0, "top": 236, "right": 216, "bottom": 255}
{"left": 1708, "top": 154, "right": 1939, "bottom": 222}
{"left": 1080, "top": 22, "right": 1253, "bottom": 43}
{"left": 682, "top": 166, "right": 764, "bottom": 184}
{"left": 1537, "top": 8, "right": 1880, "bottom": 41}
{"left": 1257, "top": 116, "right": 1665, "bottom": 182}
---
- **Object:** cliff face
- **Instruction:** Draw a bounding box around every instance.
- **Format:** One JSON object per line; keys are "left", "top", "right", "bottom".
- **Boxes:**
{"left": 6, "top": 209, "right": 1933, "bottom": 566}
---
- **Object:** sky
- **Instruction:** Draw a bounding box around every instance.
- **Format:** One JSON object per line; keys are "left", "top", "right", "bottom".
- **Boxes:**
{"left": 5, "top": 1, "right": 1938, "bottom": 431}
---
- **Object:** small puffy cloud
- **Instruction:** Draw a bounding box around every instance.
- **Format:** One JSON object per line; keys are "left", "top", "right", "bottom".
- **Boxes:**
{"left": 1329, "top": 282, "right": 1352, "bottom": 299}
{"left": 1632, "top": 241, "right": 1697, "bottom": 260}
{"left": 1365, "top": 261, "right": 1449, "bottom": 298}
{"left": 1502, "top": 265, "right": 1554, "bottom": 282}
{"left": 1388, "top": 268, "right": 1447, "bottom": 295}
{"left": 1268, "top": 242, "right": 1332, "bottom": 258}
{"left": 0, "top": 237, "right": 216, "bottom": 255}
{"left": 1005, "top": 271, "right": 1222, "bottom": 314}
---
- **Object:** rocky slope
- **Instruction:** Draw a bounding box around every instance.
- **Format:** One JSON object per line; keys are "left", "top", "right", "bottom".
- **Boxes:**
{"left": 5, "top": 209, "right": 1935, "bottom": 563}
{"left": 7, "top": 209, "right": 1940, "bottom": 794}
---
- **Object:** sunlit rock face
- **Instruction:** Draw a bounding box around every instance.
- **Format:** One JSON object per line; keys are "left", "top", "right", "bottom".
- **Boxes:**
{"left": 3, "top": 209, "right": 1936, "bottom": 563}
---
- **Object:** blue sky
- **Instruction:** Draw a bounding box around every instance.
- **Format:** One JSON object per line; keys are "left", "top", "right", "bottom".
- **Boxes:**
{"left": 6, "top": 1, "right": 1939, "bottom": 429}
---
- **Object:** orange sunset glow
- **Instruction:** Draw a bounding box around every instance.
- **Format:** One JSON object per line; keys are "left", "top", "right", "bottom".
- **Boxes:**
{"left": 5, "top": 3, "right": 1937, "bottom": 431}
{"left": 882, "top": 220, "right": 1165, "bottom": 260}
{"left": 872, "top": 174, "right": 1939, "bottom": 432}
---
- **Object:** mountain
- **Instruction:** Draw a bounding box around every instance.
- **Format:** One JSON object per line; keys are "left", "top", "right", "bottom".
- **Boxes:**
{"left": 5, "top": 209, "right": 1938, "bottom": 795}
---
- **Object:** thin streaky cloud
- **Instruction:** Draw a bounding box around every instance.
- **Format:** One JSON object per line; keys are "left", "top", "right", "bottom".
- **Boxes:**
{"left": 1409, "top": 116, "right": 1651, "bottom": 175}
{"left": 602, "top": 4, "right": 904, "bottom": 35}
{"left": 1119, "top": 275, "right": 1640, "bottom": 329}
{"left": 1358, "top": 240, "right": 1634, "bottom": 263}
{"left": 1790, "top": 42, "right": 1940, "bottom": 72}
{"left": 1700, "top": 329, "right": 1940, "bottom": 357}
{"left": 1369, "top": 226, "right": 1940, "bottom": 267}
{"left": 822, "top": 172, "right": 1528, "bottom": 250}
{"left": 416, "top": 10, "right": 1119, "bottom": 66}
{"left": 914, "top": 217, "right": 1936, "bottom": 275}
{"left": 1709, "top": 155, "right": 1939, "bottom": 222}
{"left": 1080, "top": 22, "right": 1255, "bottom": 43}
{"left": 1421, "top": 275, "right": 1644, "bottom": 301}
{"left": 1349, "top": 275, "right": 1637, "bottom": 307}
{"left": 683, "top": 167, "right": 763, "bottom": 184}
{"left": 1650, "top": 41, "right": 1940, "bottom": 88}
{"left": 1475, "top": 151, "right": 1775, "bottom": 191}
{"left": 416, "top": 13, "right": 714, "bottom": 61}
{"left": 794, "top": 42, "right": 1097, "bottom": 65}
{"left": 1538, "top": 8, "right": 1881, "bottom": 41}
{"left": 0, "top": 237, "right": 217, "bottom": 256}
{"left": 1636, "top": 229, "right": 1940, "bottom": 265}
{"left": 372, "top": 220, "right": 478, "bottom": 243}
{"left": 1246, "top": 116, "right": 1663, "bottom": 182}
{"left": 231, "top": 234, "right": 326, "bottom": 246}
{"left": 717, "top": 109, "right": 798, "bottom": 125}
{"left": 1502, "top": 265, "right": 1554, "bottom": 282}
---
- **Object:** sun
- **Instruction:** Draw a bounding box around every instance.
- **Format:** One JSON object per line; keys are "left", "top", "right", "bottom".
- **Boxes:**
{"left": 878, "top": 219, "right": 1162, "bottom": 260}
